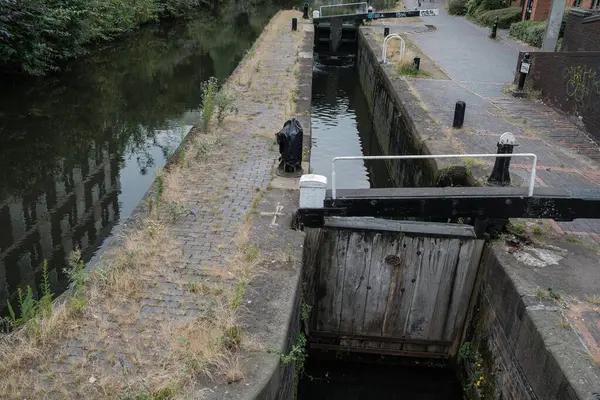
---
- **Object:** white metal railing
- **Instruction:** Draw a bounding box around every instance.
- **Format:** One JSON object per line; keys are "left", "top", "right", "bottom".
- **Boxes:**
{"left": 319, "top": 2, "right": 368, "bottom": 17}
{"left": 331, "top": 153, "right": 538, "bottom": 199}
{"left": 382, "top": 34, "right": 405, "bottom": 64}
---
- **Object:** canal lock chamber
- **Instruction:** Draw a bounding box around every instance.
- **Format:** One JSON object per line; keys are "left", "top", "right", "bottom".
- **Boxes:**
{"left": 298, "top": 29, "right": 468, "bottom": 399}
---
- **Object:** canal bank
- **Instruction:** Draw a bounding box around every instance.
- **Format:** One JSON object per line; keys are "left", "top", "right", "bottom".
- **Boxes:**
{"left": 354, "top": 20, "right": 600, "bottom": 399}
{"left": 0, "top": 10, "right": 314, "bottom": 399}
{"left": 0, "top": 4, "right": 292, "bottom": 318}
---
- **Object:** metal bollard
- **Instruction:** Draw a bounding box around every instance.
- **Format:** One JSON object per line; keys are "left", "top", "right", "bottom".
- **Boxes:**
{"left": 488, "top": 132, "right": 516, "bottom": 186}
{"left": 490, "top": 16, "right": 499, "bottom": 39}
{"left": 384, "top": 26, "right": 390, "bottom": 36}
{"left": 413, "top": 56, "right": 421, "bottom": 70}
{"left": 452, "top": 101, "right": 466, "bottom": 128}
{"left": 303, "top": 2, "right": 309, "bottom": 19}
{"left": 517, "top": 53, "right": 531, "bottom": 91}
{"left": 292, "top": 17, "right": 298, "bottom": 31}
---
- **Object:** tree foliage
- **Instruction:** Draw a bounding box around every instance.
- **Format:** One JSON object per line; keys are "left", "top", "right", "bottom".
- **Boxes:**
{"left": 0, "top": 0, "right": 214, "bottom": 75}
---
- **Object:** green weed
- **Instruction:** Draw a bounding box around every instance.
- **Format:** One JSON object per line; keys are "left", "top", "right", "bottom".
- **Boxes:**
{"left": 221, "top": 326, "right": 242, "bottom": 349}
{"left": 301, "top": 301, "right": 312, "bottom": 322}
{"left": 243, "top": 245, "right": 258, "bottom": 262}
{"left": 512, "top": 222, "right": 525, "bottom": 234}
{"left": 200, "top": 77, "right": 218, "bottom": 132}
{"left": 231, "top": 280, "right": 247, "bottom": 310}
{"left": 2, "top": 260, "right": 54, "bottom": 332}
{"left": 65, "top": 250, "right": 87, "bottom": 313}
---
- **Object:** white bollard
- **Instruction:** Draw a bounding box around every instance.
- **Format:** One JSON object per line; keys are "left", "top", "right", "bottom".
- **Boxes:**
{"left": 299, "top": 174, "right": 327, "bottom": 209}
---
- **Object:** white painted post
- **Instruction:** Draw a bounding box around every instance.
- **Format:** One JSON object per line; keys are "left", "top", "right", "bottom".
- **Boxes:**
{"left": 299, "top": 174, "right": 327, "bottom": 208}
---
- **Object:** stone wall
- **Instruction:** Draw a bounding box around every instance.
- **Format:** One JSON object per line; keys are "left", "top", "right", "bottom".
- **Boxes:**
{"left": 356, "top": 30, "right": 469, "bottom": 188}
{"left": 461, "top": 244, "right": 600, "bottom": 400}
{"left": 516, "top": 50, "right": 600, "bottom": 137}
{"left": 562, "top": 8, "right": 600, "bottom": 52}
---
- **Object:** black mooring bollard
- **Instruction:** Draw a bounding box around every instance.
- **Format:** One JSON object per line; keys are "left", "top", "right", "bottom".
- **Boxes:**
{"left": 413, "top": 56, "right": 421, "bottom": 70}
{"left": 292, "top": 17, "right": 298, "bottom": 31}
{"left": 490, "top": 16, "right": 499, "bottom": 39}
{"left": 303, "top": 3, "right": 309, "bottom": 19}
{"left": 488, "top": 132, "right": 516, "bottom": 186}
{"left": 452, "top": 101, "right": 466, "bottom": 128}
{"left": 518, "top": 53, "right": 531, "bottom": 91}
{"left": 384, "top": 26, "right": 390, "bottom": 36}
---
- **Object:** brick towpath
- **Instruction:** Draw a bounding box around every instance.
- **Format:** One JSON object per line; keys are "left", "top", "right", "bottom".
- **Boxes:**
{"left": 0, "top": 10, "right": 307, "bottom": 400}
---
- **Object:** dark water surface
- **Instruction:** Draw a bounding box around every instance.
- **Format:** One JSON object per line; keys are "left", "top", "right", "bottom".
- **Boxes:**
{"left": 0, "top": 6, "right": 283, "bottom": 314}
{"left": 298, "top": 358, "right": 464, "bottom": 399}
{"left": 310, "top": 54, "right": 392, "bottom": 189}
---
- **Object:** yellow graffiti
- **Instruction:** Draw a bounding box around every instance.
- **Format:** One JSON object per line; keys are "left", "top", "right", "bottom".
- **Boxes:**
{"left": 563, "top": 65, "right": 598, "bottom": 105}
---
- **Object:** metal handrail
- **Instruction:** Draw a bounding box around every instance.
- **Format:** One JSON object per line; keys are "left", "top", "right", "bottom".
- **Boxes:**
{"left": 331, "top": 153, "right": 538, "bottom": 199}
{"left": 382, "top": 34, "right": 405, "bottom": 64}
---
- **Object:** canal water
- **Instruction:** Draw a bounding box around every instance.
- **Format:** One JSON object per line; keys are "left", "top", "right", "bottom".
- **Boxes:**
{"left": 0, "top": 7, "right": 284, "bottom": 316}
{"left": 311, "top": 53, "right": 393, "bottom": 189}
{"left": 298, "top": 357, "right": 464, "bottom": 399}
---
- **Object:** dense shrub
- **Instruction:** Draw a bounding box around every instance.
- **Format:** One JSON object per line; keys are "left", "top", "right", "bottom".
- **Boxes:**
{"left": 448, "top": 0, "right": 468, "bottom": 15}
{"left": 0, "top": 0, "right": 208, "bottom": 75}
{"left": 509, "top": 20, "right": 547, "bottom": 47}
{"left": 466, "top": 0, "right": 506, "bottom": 16}
{"left": 477, "top": 7, "right": 521, "bottom": 28}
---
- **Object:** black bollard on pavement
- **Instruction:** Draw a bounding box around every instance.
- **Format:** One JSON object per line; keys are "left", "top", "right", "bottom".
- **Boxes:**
{"left": 276, "top": 118, "right": 304, "bottom": 177}
{"left": 384, "top": 26, "right": 390, "bottom": 36}
{"left": 490, "top": 16, "right": 499, "bottom": 39}
{"left": 303, "top": 2, "right": 309, "bottom": 19}
{"left": 452, "top": 101, "right": 466, "bottom": 128}
{"left": 517, "top": 53, "right": 531, "bottom": 91}
{"left": 413, "top": 56, "right": 421, "bottom": 70}
{"left": 488, "top": 132, "right": 516, "bottom": 186}
{"left": 292, "top": 17, "right": 298, "bottom": 31}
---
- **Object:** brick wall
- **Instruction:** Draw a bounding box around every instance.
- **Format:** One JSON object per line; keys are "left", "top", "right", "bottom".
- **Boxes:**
{"left": 461, "top": 245, "right": 594, "bottom": 400}
{"left": 515, "top": 50, "right": 600, "bottom": 137}
{"left": 562, "top": 8, "right": 600, "bottom": 52}
{"left": 531, "top": 0, "right": 552, "bottom": 21}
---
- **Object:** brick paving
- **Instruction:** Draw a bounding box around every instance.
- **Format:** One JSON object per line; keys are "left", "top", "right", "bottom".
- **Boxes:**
{"left": 0, "top": 10, "right": 306, "bottom": 399}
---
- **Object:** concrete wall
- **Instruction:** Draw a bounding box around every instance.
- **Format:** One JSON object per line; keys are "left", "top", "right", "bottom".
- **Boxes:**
{"left": 562, "top": 8, "right": 600, "bottom": 52}
{"left": 356, "top": 29, "right": 470, "bottom": 188}
{"left": 516, "top": 50, "right": 600, "bottom": 137}
{"left": 461, "top": 244, "right": 600, "bottom": 400}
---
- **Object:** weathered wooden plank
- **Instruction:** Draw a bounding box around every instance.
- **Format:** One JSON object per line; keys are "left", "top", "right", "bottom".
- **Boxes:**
{"left": 447, "top": 239, "right": 484, "bottom": 356}
{"left": 310, "top": 343, "right": 450, "bottom": 359}
{"left": 404, "top": 237, "right": 452, "bottom": 339}
{"left": 382, "top": 236, "right": 424, "bottom": 337}
{"left": 443, "top": 238, "right": 478, "bottom": 342}
{"left": 316, "top": 229, "right": 349, "bottom": 332}
{"left": 339, "top": 230, "right": 373, "bottom": 334}
{"left": 362, "top": 233, "right": 400, "bottom": 338}
{"left": 323, "top": 217, "right": 476, "bottom": 238}
{"left": 427, "top": 238, "right": 463, "bottom": 352}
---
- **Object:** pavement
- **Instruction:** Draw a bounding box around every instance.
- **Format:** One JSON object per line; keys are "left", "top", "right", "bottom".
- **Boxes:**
{"left": 383, "top": 0, "right": 600, "bottom": 241}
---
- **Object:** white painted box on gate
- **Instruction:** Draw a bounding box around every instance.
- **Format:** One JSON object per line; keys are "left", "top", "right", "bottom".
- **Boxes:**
{"left": 299, "top": 174, "right": 327, "bottom": 209}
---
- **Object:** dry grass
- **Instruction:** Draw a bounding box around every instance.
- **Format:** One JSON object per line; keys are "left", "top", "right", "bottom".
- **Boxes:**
{"left": 584, "top": 294, "right": 600, "bottom": 305}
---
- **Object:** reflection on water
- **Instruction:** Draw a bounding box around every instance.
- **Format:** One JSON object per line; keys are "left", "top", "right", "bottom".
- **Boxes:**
{"left": 298, "top": 358, "right": 463, "bottom": 399}
{"left": 0, "top": 7, "right": 279, "bottom": 315}
{"left": 310, "top": 54, "right": 392, "bottom": 189}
